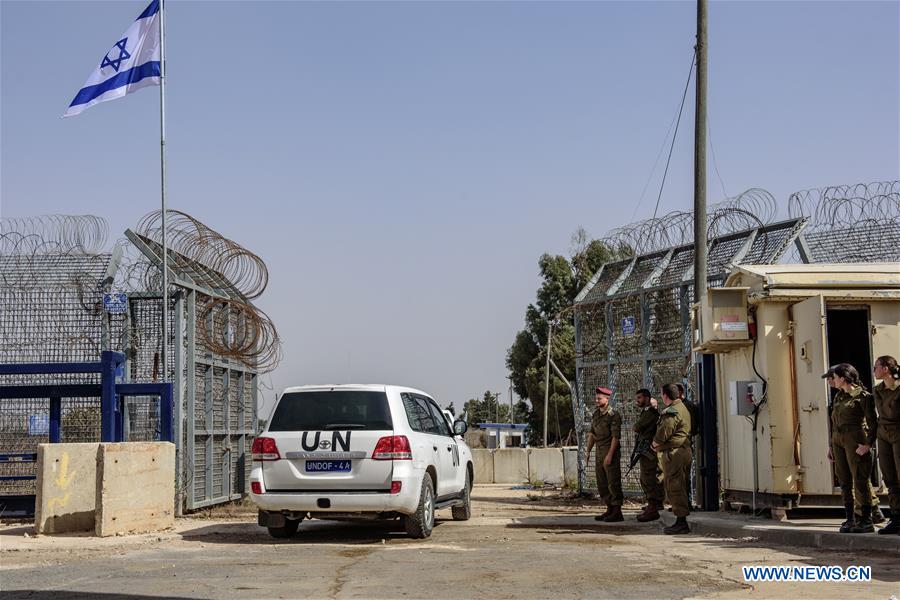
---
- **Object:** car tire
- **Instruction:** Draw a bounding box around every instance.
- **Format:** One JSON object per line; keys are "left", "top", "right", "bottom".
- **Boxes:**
{"left": 267, "top": 518, "right": 301, "bottom": 539}
{"left": 451, "top": 472, "right": 472, "bottom": 521}
{"left": 403, "top": 475, "right": 435, "bottom": 539}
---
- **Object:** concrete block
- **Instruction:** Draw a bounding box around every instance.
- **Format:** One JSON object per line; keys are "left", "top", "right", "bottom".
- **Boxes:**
{"left": 527, "top": 449, "right": 564, "bottom": 485}
{"left": 562, "top": 448, "right": 579, "bottom": 486}
{"left": 492, "top": 449, "right": 528, "bottom": 483}
{"left": 96, "top": 442, "right": 175, "bottom": 537}
{"left": 472, "top": 449, "right": 494, "bottom": 484}
{"left": 34, "top": 443, "right": 99, "bottom": 534}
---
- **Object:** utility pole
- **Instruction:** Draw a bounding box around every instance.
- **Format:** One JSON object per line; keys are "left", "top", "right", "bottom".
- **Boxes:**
{"left": 508, "top": 377, "right": 514, "bottom": 424}
{"left": 543, "top": 321, "right": 552, "bottom": 448}
{"left": 694, "top": 0, "right": 708, "bottom": 301}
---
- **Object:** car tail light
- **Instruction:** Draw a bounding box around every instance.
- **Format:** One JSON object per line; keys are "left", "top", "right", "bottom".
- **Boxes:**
{"left": 390, "top": 481, "right": 402, "bottom": 494}
{"left": 251, "top": 482, "right": 263, "bottom": 494}
{"left": 251, "top": 437, "right": 281, "bottom": 461}
{"left": 372, "top": 435, "right": 412, "bottom": 460}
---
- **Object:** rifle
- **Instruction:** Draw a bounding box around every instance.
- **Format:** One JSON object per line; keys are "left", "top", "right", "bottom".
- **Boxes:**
{"left": 624, "top": 437, "right": 656, "bottom": 479}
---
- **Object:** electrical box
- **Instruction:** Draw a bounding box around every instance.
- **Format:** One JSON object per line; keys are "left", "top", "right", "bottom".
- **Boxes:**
{"left": 691, "top": 287, "right": 753, "bottom": 353}
{"left": 729, "top": 380, "right": 764, "bottom": 416}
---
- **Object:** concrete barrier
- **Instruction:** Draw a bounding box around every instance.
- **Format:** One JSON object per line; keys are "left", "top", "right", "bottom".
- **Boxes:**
{"left": 527, "top": 449, "right": 564, "bottom": 484}
{"left": 95, "top": 442, "right": 175, "bottom": 537}
{"left": 34, "top": 443, "right": 99, "bottom": 534}
{"left": 562, "top": 448, "right": 579, "bottom": 486}
{"left": 492, "top": 449, "right": 528, "bottom": 483}
{"left": 472, "top": 449, "right": 494, "bottom": 484}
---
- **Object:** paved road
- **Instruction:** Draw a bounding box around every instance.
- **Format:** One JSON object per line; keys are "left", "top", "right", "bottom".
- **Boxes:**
{"left": 2, "top": 486, "right": 897, "bottom": 599}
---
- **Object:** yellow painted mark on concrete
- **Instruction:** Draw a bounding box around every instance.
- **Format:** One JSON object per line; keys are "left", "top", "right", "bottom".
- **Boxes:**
{"left": 47, "top": 452, "right": 77, "bottom": 511}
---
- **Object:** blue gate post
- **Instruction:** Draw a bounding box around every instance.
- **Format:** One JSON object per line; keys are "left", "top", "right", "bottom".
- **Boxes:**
{"left": 100, "top": 351, "right": 126, "bottom": 442}
{"left": 49, "top": 396, "right": 61, "bottom": 443}
{"left": 159, "top": 383, "right": 174, "bottom": 443}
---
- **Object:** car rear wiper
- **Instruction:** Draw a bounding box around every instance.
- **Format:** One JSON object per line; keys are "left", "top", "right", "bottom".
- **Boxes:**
{"left": 323, "top": 423, "right": 368, "bottom": 430}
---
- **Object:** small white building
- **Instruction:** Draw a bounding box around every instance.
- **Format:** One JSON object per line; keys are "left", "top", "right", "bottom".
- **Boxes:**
{"left": 478, "top": 423, "right": 528, "bottom": 449}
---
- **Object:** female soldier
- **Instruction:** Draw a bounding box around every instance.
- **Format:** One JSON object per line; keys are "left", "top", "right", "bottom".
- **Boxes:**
{"left": 825, "top": 363, "right": 878, "bottom": 533}
{"left": 874, "top": 355, "right": 900, "bottom": 535}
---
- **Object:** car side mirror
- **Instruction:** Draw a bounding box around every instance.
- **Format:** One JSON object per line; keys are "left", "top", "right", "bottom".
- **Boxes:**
{"left": 453, "top": 420, "right": 468, "bottom": 435}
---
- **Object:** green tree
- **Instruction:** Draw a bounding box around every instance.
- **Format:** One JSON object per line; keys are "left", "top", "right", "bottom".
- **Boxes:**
{"left": 506, "top": 228, "right": 631, "bottom": 446}
{"left": 462, "top": 391, "right": 510, "bottom": 427}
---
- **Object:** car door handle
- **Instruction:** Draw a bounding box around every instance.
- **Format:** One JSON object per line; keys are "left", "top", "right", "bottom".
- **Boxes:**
{"left": 446, "top": 446, "right": 452, "bottom": 451}
{"left": 433, "top": 445, "right": 438, "bottom": 451}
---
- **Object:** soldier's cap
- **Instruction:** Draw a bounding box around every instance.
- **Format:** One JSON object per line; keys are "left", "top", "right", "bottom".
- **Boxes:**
{"left": 595, "top": 386, "right": 613, "bottom": 396}
{"left": 821, "top": 366, "right": 837, "bottom": 379}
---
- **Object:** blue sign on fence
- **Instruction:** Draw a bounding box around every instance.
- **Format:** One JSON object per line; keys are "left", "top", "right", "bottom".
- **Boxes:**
{"left": 103, "top": 292, "right": 128, "bottom": 314}
{"left": 28, "top": 414, "right": 49, "bottom": 436}
{"left": 622, "top": 316, "right": 636, "bottom": 335}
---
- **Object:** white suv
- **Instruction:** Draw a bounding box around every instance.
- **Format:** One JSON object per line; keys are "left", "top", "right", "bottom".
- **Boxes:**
{"left": 250, "top": 384, "right": 474, "bottom": 539}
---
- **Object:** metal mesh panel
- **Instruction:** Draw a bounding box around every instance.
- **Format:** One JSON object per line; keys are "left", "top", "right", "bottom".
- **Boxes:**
{"left": 0, "top": 399, "right": 48, "bottom": 496}
{"left": 213, "top": 435, "right": 224, "bottom": 498}
{"left": 61, "top": 398, "right": 102, "bottom": 443}
{"left": 125, "top": 396, "right": 160, "bottom": 441}
{"left": 608, "top": 296, "right": 642, "bottom": 358}
{"left": 576, "top": 305, "right": 608, "bottom": 364}
{"left": 617, "top": 254, "right": 664, "bottom": 294}
{"left": 656, "top": 247, "right": 694, "bottom": 286}
{"left": 706, "top": 236, "right": 747, "bottom": 274}
{"left": 582, "top": 260, "right": 630, "bottom": 303}
{"left": 0, "top": 253, "right": 111, "bottom": 383}
{"left": 213, "top": 368, "right": 226, "bottom": 430}
{"left": 128, "top": 296, "right": 176, "bottom": 383}
{"left": 646, "top": 287, "right": 683, "bottom": 355}
{"left": 803, "top": 222, "right": 900, "bottom": 263}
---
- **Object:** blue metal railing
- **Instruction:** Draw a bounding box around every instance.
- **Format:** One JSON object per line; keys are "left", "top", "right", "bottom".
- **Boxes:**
{"left": 0, "top": 352, "right": 174, "bottom": 514}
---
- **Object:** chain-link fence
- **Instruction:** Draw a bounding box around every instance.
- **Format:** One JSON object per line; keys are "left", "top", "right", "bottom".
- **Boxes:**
{"left": 1, "top": 213, "right": 271, "bottom": 512}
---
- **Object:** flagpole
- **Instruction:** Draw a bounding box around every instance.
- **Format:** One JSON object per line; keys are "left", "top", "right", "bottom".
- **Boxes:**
{"left": 159, "top": 0, "right": 168, "bottom": 382}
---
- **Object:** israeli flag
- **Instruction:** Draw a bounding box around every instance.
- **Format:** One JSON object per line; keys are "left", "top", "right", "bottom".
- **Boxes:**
{"left": 63, "top": 0, "right": 161, "bottom": 117}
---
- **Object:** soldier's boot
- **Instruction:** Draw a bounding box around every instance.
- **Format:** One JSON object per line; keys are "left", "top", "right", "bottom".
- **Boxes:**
{"left": 636, "top": 503, "right": 661, "bottom": 522}
{"left": 594, "top": 506, "right": 614, "bottom": 521}
{"left": 877, "top": 519, "right": 900, "bottom": 535}
{"left": 603, "top": 505, "right": 624, "bottom": 522}
{"left": 871, "top": 506, "right": 886, "bottom": 525}
{"left": 850, "top": 506, "right": 875, "bottom": 534}
{"left": 839, "top": 503, "right": 856, "bottom": 534}
{"left": 663, "top": 516, "right": 690, "bottom": 535}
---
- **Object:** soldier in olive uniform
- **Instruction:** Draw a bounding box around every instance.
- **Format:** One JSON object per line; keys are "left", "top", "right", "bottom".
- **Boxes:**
{"left": 652, "top": 383, "right": 692, "bottom": 534}
{"left": 633, "top": 388, "right": 663, "bottom": 522}
{"left": 874, "top": 355, "right": 900, "bottom": 535}
{"left": 824, "top": 363, "right": 878, "bottom": 534}
{"left": 586, "top": 386, "right": 624, "bottom": 522}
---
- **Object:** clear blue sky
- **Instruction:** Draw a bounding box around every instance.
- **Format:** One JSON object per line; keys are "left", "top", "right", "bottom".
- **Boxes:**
{"left": 2, "top": 1, "right": 898, "bottom": 416}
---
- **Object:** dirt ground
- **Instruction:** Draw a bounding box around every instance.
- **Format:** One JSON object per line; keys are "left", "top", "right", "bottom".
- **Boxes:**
{"left": 1, "top": 486, "right": 897, "bottom": 599}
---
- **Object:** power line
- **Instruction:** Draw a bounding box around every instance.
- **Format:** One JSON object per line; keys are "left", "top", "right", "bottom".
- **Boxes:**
{"left": 652, "top": 51, "right": 696, "bottom": 222}
{"left": 707, "top": 111, "right": 729, "bottom": 199}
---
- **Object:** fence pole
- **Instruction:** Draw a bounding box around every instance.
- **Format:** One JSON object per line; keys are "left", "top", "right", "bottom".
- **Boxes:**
{"left": 49, "top": 397, "right": 61, "bottom": 443}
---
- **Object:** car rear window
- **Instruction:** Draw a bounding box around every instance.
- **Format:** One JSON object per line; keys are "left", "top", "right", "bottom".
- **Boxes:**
{"left": 269, "top": 391, "right": 393, "bottom": 431}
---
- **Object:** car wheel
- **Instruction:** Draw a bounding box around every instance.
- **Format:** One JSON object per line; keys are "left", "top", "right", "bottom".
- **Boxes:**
{"left": 267, "top": 518, "right": 301, "bottom": 539}
{"left": 403, "top": 475, "right": 435, "bottom": 539}
{"left": 451, "top": 472, "right": 472, "bottom": 521}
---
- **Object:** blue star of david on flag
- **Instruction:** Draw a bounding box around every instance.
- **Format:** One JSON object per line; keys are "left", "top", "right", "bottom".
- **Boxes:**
{"left": 100, "top": 38, "right": 131, "bottom": 72}
{"left": 64, "top": 0, "right": 160, "bottom": 117}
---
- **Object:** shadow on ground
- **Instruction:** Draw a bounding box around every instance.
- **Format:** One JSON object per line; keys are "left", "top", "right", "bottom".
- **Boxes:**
{"left": 179, "top": 517, "right": 455, "bottom": 545}
{"left": 2, "top": 593, "right": 197, "bottom": 600}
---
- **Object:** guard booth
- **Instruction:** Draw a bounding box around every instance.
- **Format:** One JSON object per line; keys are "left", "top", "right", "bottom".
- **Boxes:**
{"left": 693, "top": 263, "right": 900, "bottom": 509}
